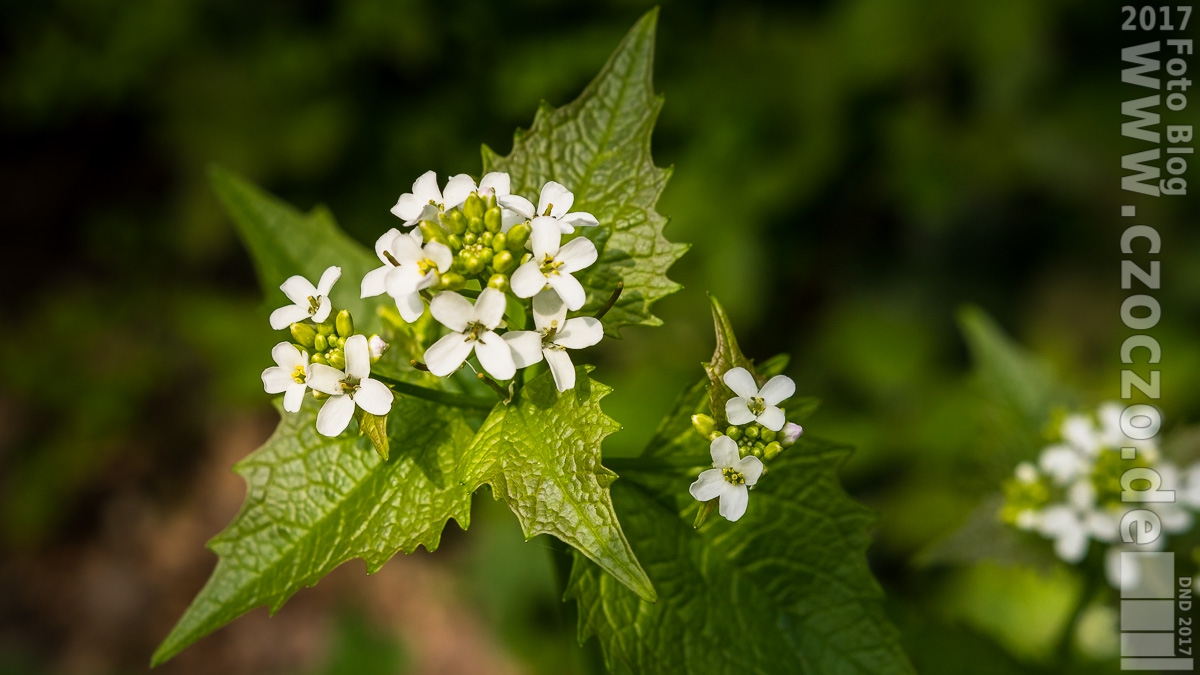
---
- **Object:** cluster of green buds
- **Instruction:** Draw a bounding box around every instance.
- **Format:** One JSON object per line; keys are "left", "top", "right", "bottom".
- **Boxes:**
{"left": 418, "top": 191, "right": 531, "bottom": 293}
{"left": 287, "top": 310, "right": 387, "bottom": 400}
{"left": 691, "top": 415, "right": 802, "bottom": 465}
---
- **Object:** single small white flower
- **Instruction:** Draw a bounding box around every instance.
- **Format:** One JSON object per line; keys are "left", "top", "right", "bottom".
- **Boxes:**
{"left": 498, "top": 181, "right": 599, "bottom": 234}
{"left": 307, "top": 334, "right": 394, "bottom": 437}
{"left": 722, "top": 367, "right": 795, "bottom": 432}
{"left": 503, "top": 290, "right": 603, "bottom": 392}
{"left": 1037, "top": 480, "right": 1118, "bottom": 564}
{"left": 424, "top": 288, "right": 515, "bottom": 380}
{"left": 390, "top": 171, "right": 448, "bottom": 225}
{"left": 269, "top": 266, "right": 342, "bottom": 330}
{"left": 261, "top": 342, "right": 311, "bottom": 413}
{"left": 360, "top": 227, "right": 421, "bottom": 297}
{"left": 367, "top": 335, "right": 389, "bottom": 361}
{"left": 1038, "top": 413, "right": 1107, "bottom": 487}
{"left": 689, "top": 435, "right": 764, "bottom": 522}
{"left": 1015, "top": 461, "right": 1039, "bottom": 484}
{"left": 379, "top": 234, "right": 454, "bottom": 324}
{"left": 509, "top": 217, "right": 597, "bottom": 310}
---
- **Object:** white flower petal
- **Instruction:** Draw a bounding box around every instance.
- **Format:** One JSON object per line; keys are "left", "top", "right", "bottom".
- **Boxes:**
{"left": 554, "top": 317, "right": 603, "bottom": 350}
{"left": 498, "top": 194, "right": 535, "bottom": 219}
{"left": 262, "top": 366, "right": 294, "bottom": 394}
{"left": 424, "top": 332, "right": 474, "bottom": 376}
{"left": 1054, "top": 527, "right": 1089, "bottom": 564}
{"left": 282, "top": 383, "right": 306, "bottom": 413}
{"left": 360, "top": 265, "right": 390, "bottom": 298}
{"left": 547, "top": 273, "right": 586, "bottom": 311}
{"left": 391, "top": 193, "right": 425, "bottom": 222}
{"left": 718, "top": 484, "right": 750, "bottom": 522}
{"left": 269, "top": 304, "right": 312, "bottom": 330}
{"left": 1062, "top": 414, "right": 1099, "bottom": 455}
{"left": 479, "top": 172, "right": 510, "bottom": 197}
{"left": 689, "top": 469, "right": 725, "bottom": 502}
{"left": 311, "top": 296, "right": 332, "bottom": 324}
{"left": 529, "top": 216, "right": 562, "bottom": 258}
{"left": 442, "top": 173, "right": 477, "bottom": 209}
{"left": 756, "top": 405, "right": 786, "bottom": 432}
{"left": 316, "top": 394, "right": 356, "bottom": 437}
{"left": 532, "top": 288, "right": 566, "bottom": 330}
{"left": 1087, "top": 510, "right": 1120, "bottom": 542}
{"left": 502, "top": 331, "right": 544, "bottom": 369}
{"left": 344, "top": 335, "right": 371, "bottom": 380}
{"left": 1038, "top": 505, "right": 1080, "bottom": 537}
{"left": 476, "top": 331, "right": 516, "bottom": 380}
{"left": 374, "top": 228, "right": 401, "bottom": 263}
{"left": 734, "top": 456, "right": 764, "bottom": 487}
{"left": 538, "top": 181, "right": 574, "bottom": 218}
{"left": 510, "top": 261, "right": 547, "bottom": 299}
{"left": 710, "top": 435, "right": 740, "bottom": 469}
{"left": 272, "top": 342, "right": 306, "bottom": 369}
{"left": 316, "top": 266, "right": 342, "bottom": 296}
{"left": 426, "top": 241, "right": 454, "bottom": 273}
{"left": 544, "top": 348, "right": 575, "bottom": 391}
{"left": 500, "top": 209, "right": 527, "bottom": 233}
{"left": 724, "top": 398, "right": 755, "bottom": 426}
{"left": 388, "top": 231, "right": 424, "bottom": 265}
{"left": 385, "top": 265, "right": 434, "bottom": 297}
{"left": 429, "top": 291, "right": 474, "bottom": 332}
{"left": 1068, "top": 479, "right": 1097, "bottom": 511}
{"left": 555, "top": 236, "right": 598, "bottom": 274}
{"left": 396, "top": 291, "right": 425, "bottom": 323}
{"left": 1038, "top": 445, "right": 1085, "bottom": 486}
{"left": 307, "top": 363, "right": 345, "bottom": 395}
{"left": 722, "top": 367, "right": 759, "bottom": 399}
{"left": 473, "top": 288, "right": 507, "bottom": 329}
{"left": 279, "top": 275, "right": 317, "bottom": 306}
{"left": 559, "top": 211, "right": 599, "bottom": 229}
{"left": 353, "top": 378, "right": 394, "bottom": 415}
{"left": 412, "top": 170, "right": 442, "bottom": 206}
{"left": 758, "top": 375, "right": 796, "bottom": 406}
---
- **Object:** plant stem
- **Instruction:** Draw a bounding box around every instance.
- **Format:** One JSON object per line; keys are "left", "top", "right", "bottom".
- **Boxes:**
{"left": 1055, "top": 569, "right": 1101, "bottom": 666}
{"left": 373, "top": 374, "right": 497, "bottom": 411}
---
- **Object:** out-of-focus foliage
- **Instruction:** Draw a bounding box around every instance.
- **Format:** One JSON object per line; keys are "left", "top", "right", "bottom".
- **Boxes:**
{"left": 3, "top": 0, "right": 1197, "bottom": 673}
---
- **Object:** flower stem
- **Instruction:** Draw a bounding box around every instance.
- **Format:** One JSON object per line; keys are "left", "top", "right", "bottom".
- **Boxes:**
{"left": 1055, "top": 568, "right": 1101, "bottom": 666}
{"left": 373, "top": 374, "right": 497, "bottom": 411}
{"left": 594, "top": 281, "right": 624, "bottom": 320}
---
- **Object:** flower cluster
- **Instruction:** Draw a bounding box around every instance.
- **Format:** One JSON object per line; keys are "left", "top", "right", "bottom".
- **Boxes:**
{"left": 1000, "top": 402, "right": 1200, "bottom": 588}
{"left": 688, "top": 367, "right": 805, "bottom": 522}
{"left": 260, "top": 171, "right": 610, "bottom": 441}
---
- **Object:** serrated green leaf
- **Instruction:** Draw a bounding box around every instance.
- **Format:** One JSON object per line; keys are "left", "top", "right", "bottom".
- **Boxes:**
{"left": 211, "top": 166, "right": 386, "bottom": 334}
{"left": 152, "top": 396, "right": 474, "bottom": 666}
{"left": 481, "top": 8, "right": 687, "bottom": 335}
{"left": 703, "top": 294, "right": 762, "bottom": 426}
{"left": 357, "top": 410, "right": 389, "bottom": 460}
{"left": 459, "top": 367, "right": 656, "bottom": 603}
{"left": 568, "top": 436, "right": 914, "bottom": 675}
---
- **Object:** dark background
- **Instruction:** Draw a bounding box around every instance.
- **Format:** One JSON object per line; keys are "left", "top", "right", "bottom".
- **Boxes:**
{"left": 2, "top": 0, "right": 1197, "bottom": 673}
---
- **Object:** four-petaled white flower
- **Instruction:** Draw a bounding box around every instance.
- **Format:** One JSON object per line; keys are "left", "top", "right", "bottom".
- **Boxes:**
{"left": 504, "top": 290, "right": 603, "bottom": 392}
{"left": 722, "top": 367, "right": 795, "bottom": 432}
{"left": 1035, "top": 480, "right": 1119, "bottom": 564}
{"left": 269, "top": 266, "right": 342, "bottom": 330}
{"left": 689, "top": 435, "right": 764, "bottom": 522}
{"left": 424, "top": 288, "right": 516, "bottom": 380}
{"left": 360, "top": 227, "right": 452, "bottom": 323}
{"left": 390, "top": 171, "right": 448, "bottom": 225}
{"left": 510, "top": 218, "right": 597, "bottom": 310}
{"left": 307, "top": 334, "right": 394, "bottom": 437}
{"left": 499, "top": 181, "right": 599, "bottom": 234}
{"left": 261, "top": 342, "right": 311, "bottom": 413}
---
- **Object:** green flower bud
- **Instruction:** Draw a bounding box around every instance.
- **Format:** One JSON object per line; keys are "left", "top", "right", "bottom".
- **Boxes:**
{"left": 464, "top": 255, "right": 485, "bottom": 275}
{"left": 487, "top": 274, "right": 509, "bottom": 292}
{"left": 479, "top": 247, "right": 494, "bottom": 264}
{"left": 467, "top": 217, "right": 484, "bottom": 234}
{"left": 310, "top": 352, "right": 328, "bottom": 365}
{"left": 440, "top": 272, "right": 466, "bottom": 290}
{"left": 726, "top": 426, "right": 742, "bottom": 440}
{"left": 492, "top": 250, "right": 516, "bottom": 274}
{"left": 443, "top": 209, "right": 467, "bottom": 235}
{"left": 447, "top": 233, "right": 463, "bottom": 250}
{"left": 484, "top": 206, "right": 502, "bottom": 233}
{"left": 419, "top": 222, "right": 450, "bottom": 246}
{"left": 290, "top": 322, "right": 317, "bottom": 349}
{"left": 464, "top": 232, "right": 477, "bottom": 245}
{"left": 312, "top": 390, "right": 329, "bottom": 401}
{"left": 760, "top": 428, "right": 777, "bottom": 443}
{"left": 334, "top": 336, "right": 346, "bottom": 349}
{"left": 708, "top": 431, "right": 722, "bottom": 441}
{"left": 327, "top": 349, "right": 346, "bottom": 370}
{"left": 691, "top": 414, "right": 716, "bottom": 438}
{"left": 480, "top": 231, "right": 493, "bottom": 246}
{"left": 314, "top": 333, "right": 329, "bottom": 352}
{"left": 519, "top": 252, "right": 533, "bottom": 265}
{"left": 463, "top": 193, "right": 484, "bottom": 220}
{"left": 491, "top": 232, "right": 508, "bottom": 252}
{"left": 316, "top": 316, "right": 336, "bottom": 336}
{"left": 451, "top": 254, "right": 467, "bottom": 273}
{"left": 751, "top": 446, "right": 764, "bottom": 458}
{"left": 739, "top": 444, "right": 751, "bottom": 457}
{"left": 506, "top": 222, "right": 531, "bottom": 250}
{"left": 744, "top": 425, "right": 760, "bottom": 440}
{"left": 335, "top": 310, "right": 354, "bottom": 338}
{"left": 763, "top": 441, "right": 784, "bottom": 460}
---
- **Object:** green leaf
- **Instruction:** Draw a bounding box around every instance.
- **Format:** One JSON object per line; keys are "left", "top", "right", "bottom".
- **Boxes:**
{"left": 152, "top": 396, "right": 474, "bottom": 666}
{"left": 568, "top": 436, "right": 915, "bottom": 675}
{"left": 357, "top": 410, "right": 390, "bottom": 460}
{"left": 481, "top": 8, "right": 687, "bottom": 335}
{"left": 459, "top": 367, "right": 656, "bottom": 603}
{"left": 210, "top": 166, "right": 386, "bottom": 334}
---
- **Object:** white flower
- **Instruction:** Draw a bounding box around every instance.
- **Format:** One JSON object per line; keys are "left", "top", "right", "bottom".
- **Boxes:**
{"left": 261, "top": 342, "right": 311, "bottom": 413}
{"left": 1036, "top": 481, "right": 1119, "bottom": 564}
{"left": 390, "top": 171, "right": 447, "bottom": 225}
{"left": 269, "top": 266, "right": 342, "bottom": 330}
{"left": 1038, "top": 413, "right": 1106, "bottom": 487}
{"left": 360, "top": 228, "right": 452, "bottom": 323}
{"left": 1146, "top": 462, "right": 1194, "bottom": 533}
{"left": 307, "top": 334, "right": 394, "bottom": 437}
{"left": 509, "top": 217, "right": 597, "bottom": 310}
{"left": 499, "top": 181, "right": 598, "bottom": 234}
{"left": 722, "top": 367, "right": 794, "bottom": 432}
{"left": 689, "top": 435, "right": 764, "bottom": 522}
{"left": 503, "top": 290, "right": 603, "bottom": 392}
{"left": 1096, "top": 400, "right": 1161, "bottom": 461}
{"left": 367, "top": 335, "right": 389, "bottom": 361}
{"left": 423, "top": 288, "right": 515, "bottom": 380}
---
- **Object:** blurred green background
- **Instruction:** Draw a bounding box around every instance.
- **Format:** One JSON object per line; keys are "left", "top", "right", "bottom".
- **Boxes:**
{"left": 2, "top": 0, "right": 1197, "bottom": 673}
